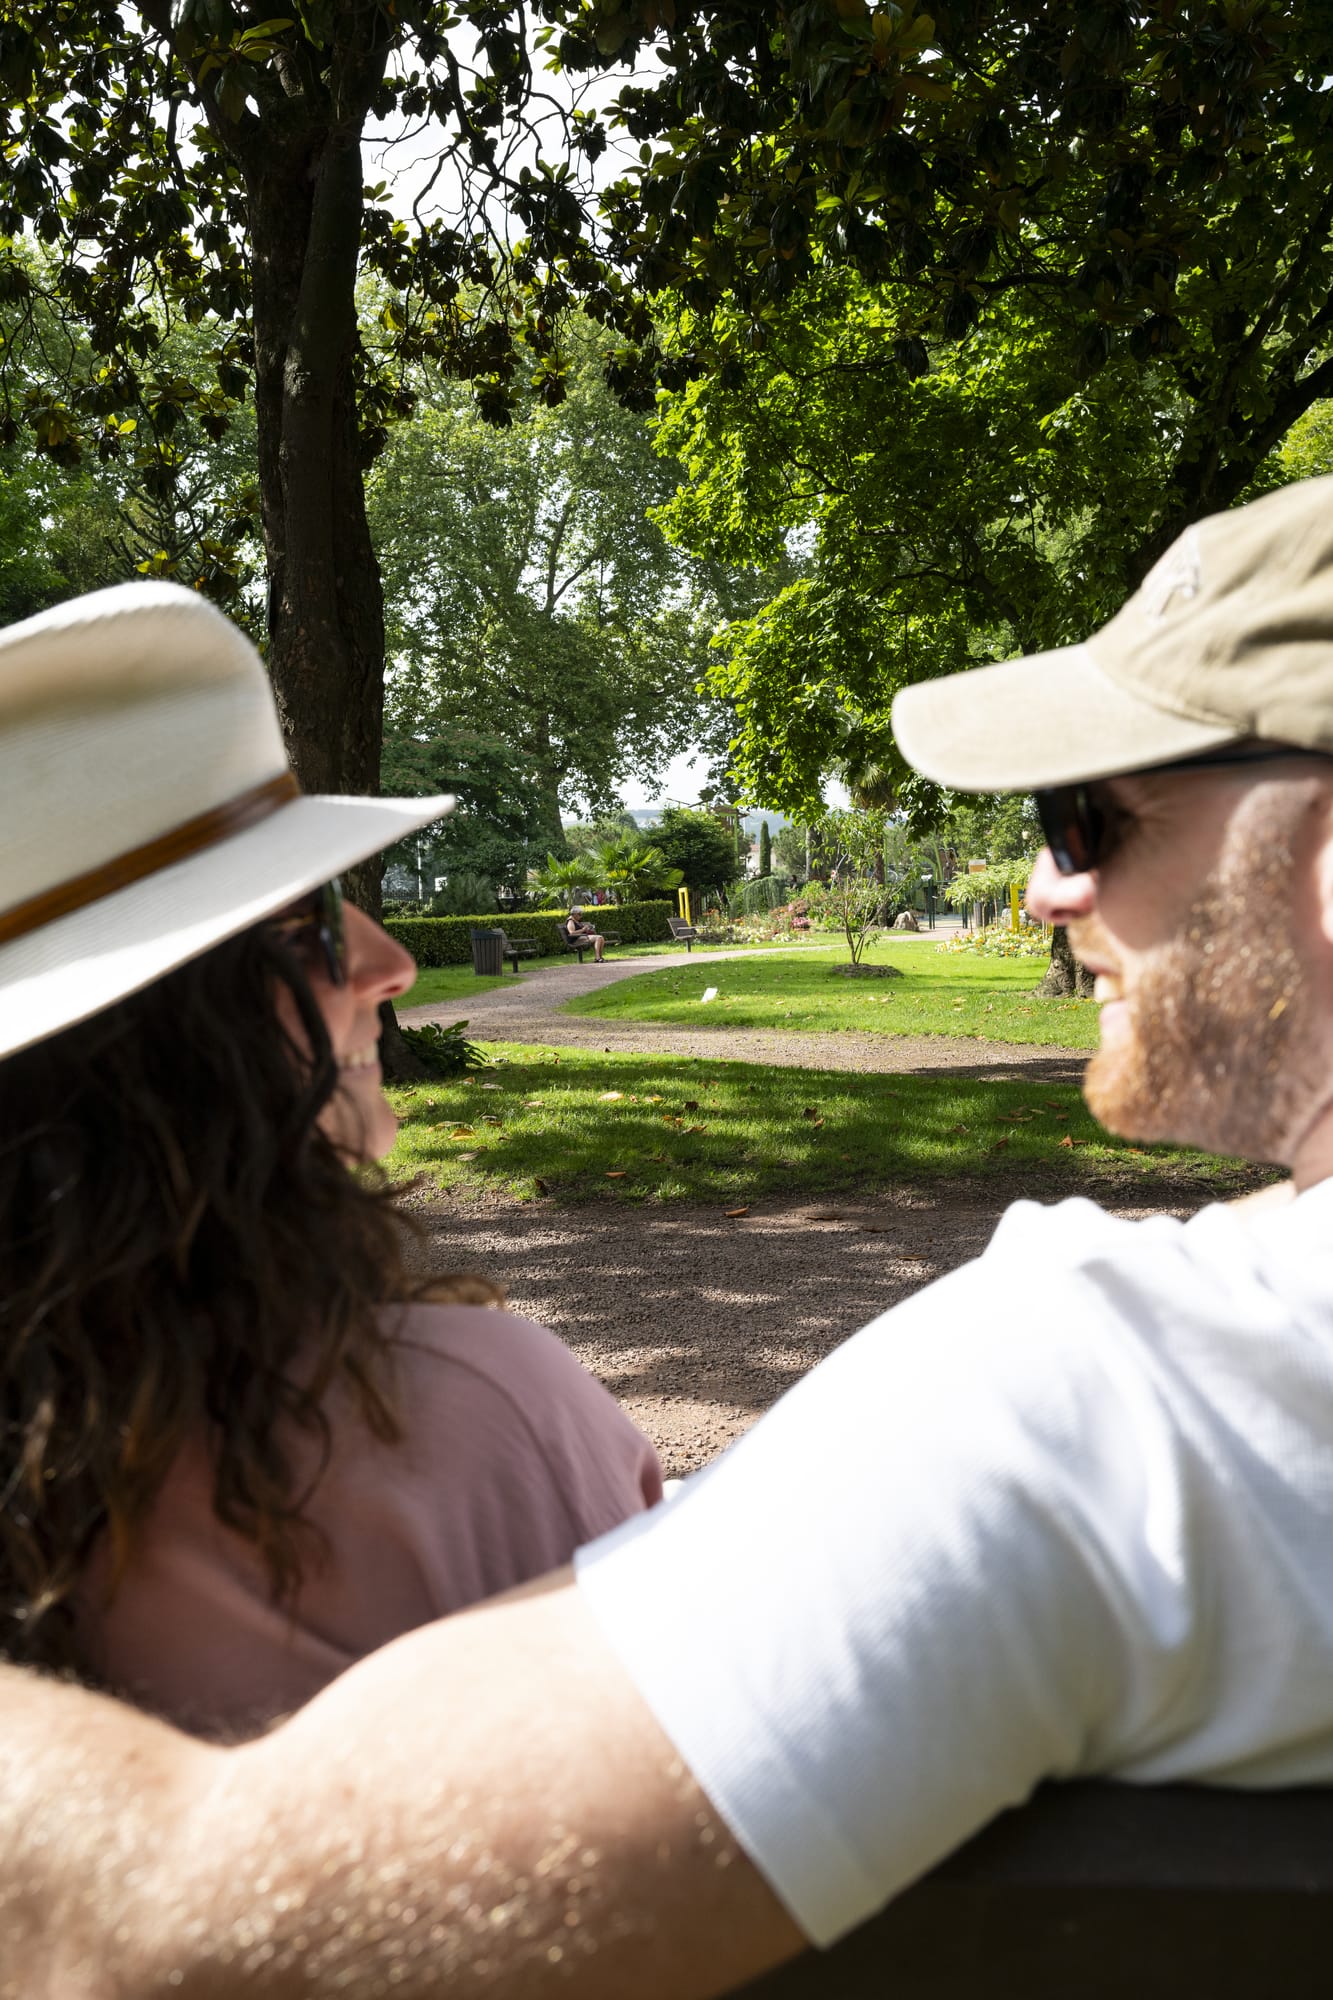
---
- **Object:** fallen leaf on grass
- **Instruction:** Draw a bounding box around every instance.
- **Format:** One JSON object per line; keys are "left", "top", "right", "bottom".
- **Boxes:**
{"left": 991, "top": 1137, "right": 1011, "bottom": 1152}
{"left": 605, "top": 1170, "right": 628, "bottom": 1179}
{"left": 801, "top": 1106, "right": 820, "bottom": 1119}
{"left": 725, "top": 1206, "right": 750, "bottom": 1218}
{"left": 1058, "top": 1135, "right": 1076, "bottom": 1148}
{"left": 533, "top": 1178, "right": 550, "bottom": 1194}
{"left": 450, "top": 1124, "right": 475, "bottom": 1137}
{"left": 456, "top": 1151, "right": 478, "bottom": 1161}
{"left": 684, "top": 1124, "right": 707, "bottom": 1135}
{"left": 598, "top": 1091, "right": 625, "bottom": 1101}
{"left": 683, "top": 1099, "right": 700, "bottom": 1110}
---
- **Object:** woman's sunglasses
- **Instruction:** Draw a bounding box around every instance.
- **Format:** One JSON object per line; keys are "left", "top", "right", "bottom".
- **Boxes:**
{"left": 1034, "top": 744, "right": 1328, "bottom": 876}
{"left": 266, "top": 878, "right": 346, "bottom": 986}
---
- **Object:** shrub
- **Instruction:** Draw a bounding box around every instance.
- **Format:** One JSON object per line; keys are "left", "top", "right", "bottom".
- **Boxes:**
{"left": 399, "top": 1020, "right": 489, "bottom": 1074}
{"left": 385, "top": 900, "right": 675, "bottom": 966}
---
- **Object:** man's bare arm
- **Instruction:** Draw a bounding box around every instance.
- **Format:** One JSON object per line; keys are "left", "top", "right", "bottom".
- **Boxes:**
{"left": 2, "top": 1575, "right": 806, "bottom": 1999}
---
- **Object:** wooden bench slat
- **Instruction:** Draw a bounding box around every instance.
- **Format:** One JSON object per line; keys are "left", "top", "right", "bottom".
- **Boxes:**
{"left": 736, "top": 1782, "right": 1333, "bottom": 2000}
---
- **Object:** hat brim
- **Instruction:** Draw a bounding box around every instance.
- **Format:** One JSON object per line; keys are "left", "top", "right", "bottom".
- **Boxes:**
{"left": 891, "top": 642, "right": 1241, "bottom": 792}
{"left": 0, "top": 791, "right": 454, "bottom": 1060}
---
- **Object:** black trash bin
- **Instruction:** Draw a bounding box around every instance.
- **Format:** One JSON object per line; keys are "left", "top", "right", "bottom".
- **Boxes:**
{"left": 470, "top": 927, "right": 503, "bottom": 976}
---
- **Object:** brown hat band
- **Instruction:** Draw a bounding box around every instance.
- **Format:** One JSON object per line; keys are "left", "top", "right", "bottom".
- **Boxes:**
{"left": 0, "top": 769, "right": 300, "bottom": 950}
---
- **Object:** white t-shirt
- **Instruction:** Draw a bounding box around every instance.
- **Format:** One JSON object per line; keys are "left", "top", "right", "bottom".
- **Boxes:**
{"left": 576, "top": 1183, "right": 1333, "bottom": 1946}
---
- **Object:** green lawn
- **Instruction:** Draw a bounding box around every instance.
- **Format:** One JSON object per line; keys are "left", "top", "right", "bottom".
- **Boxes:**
{"left": 560, "top": 940, "right": 1099, "bottom": 1048}
{"left": 385, "top": 1044, "right": 1261, "bottom": 1207}
{"left": 401, "top": 964, "right": 512, "bottom": 1008}
{"left": 399, "top": 935, "right": 892, "bottom": 1008}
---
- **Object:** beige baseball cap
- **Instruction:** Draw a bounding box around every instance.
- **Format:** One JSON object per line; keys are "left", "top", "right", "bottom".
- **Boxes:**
{"left": 892, "top": 474, "right": 1333, "bottom": 792}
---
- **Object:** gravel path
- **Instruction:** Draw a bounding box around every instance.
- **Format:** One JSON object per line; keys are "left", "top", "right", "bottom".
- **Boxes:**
{"left": 401, "top": 949, "right": 1090, "bottom": 1084}
{"left": 405, "top": 1182, "right": 1215, "bottom": 1478}
{"left": 398, "top": 948, "right": 1183, "bottom": 1477}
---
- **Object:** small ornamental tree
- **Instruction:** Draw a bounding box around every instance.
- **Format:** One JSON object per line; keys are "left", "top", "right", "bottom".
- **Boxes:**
{"left": 758, "top": 819, "right": 771, "bottom": 877}
{"left": 813, "top": 809, "right": 892, "bottom": 968}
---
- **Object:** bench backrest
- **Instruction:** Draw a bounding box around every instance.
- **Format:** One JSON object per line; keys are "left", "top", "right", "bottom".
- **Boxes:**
{"left": 735, "top": 1781, "right": 1333, "bottom": 1999}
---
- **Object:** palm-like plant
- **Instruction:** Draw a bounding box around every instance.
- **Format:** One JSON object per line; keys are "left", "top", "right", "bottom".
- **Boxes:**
{"left": 533, "top": 852, "right": 603, "bottom": 904}
{"left": 581, "top": 835, "right": 683, "bottom": 903}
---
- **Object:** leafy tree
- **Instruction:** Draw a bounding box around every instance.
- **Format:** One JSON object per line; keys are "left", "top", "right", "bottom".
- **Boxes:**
{"left": 656, "top": 241, "right": 1332, "bottom": 815}
{"left": 1279, "top": 399, "right": 1333, "bottom": 483}
{"left": 652, "top": 806, "right": 742, "bottom": 905}
{"left": 6, "top": 1, "right": 1317, "bottom": 844}
{"left": 372, "top": 337, "right": 728, "bottom": 848}
{"left": 773, "top": 821, "right": 809, "bottom": 882}
{"left": 944, "top": 794, "right": 1041, "bottom": 868}
{"left": 379, "top": 722, "right": 547, "bottom": 904}
{"left": 811, "top": 808, "right": 891, "bottom": 967}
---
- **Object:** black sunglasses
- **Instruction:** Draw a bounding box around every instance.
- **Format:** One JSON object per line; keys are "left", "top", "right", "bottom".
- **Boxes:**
{"left": 1035, "top": 744, "right": 1330, "bottom": 876}
{"left": 266, "top": 878, "right": 346, "bottom": 985}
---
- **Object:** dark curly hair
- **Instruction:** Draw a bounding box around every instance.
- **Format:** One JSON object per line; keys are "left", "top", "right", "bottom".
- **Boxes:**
{"left": 0, "top": 921, "right": 492, "bottom": 1670}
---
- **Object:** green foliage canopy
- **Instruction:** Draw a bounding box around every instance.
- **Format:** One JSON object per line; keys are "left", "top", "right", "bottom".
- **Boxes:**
{"left": 371, "top": 338, "right": 729, "bottom": 850}
{"left": 651, "top": 806, "right": 743, "bottom": 901}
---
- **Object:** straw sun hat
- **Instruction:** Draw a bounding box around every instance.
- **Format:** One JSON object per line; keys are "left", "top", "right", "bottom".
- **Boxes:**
{"left": 0, "top": 581, "right": 453, "bottom": 1061}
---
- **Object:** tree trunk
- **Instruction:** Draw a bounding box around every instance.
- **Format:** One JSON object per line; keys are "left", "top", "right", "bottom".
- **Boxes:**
{"left": 1037, "top": 925, "right": 1095, "bottom": 998}
{"left": 378, "top": 999, "right": 430, "bottom": 1083}
{"left": 247, "top": 98, "right": 387, "bottom": 918}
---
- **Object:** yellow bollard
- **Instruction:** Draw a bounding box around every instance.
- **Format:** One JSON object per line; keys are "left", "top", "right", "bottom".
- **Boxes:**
{"left": 678, "top": 885, "right": 692, "bottom": 925}
{"left": 1009, "top": 882, "right": 1021, "bottom": 931}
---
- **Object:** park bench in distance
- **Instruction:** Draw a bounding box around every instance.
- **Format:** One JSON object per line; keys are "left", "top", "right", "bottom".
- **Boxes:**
{"left": 668, "top": 915, "right": 701, "bottom": 952}
{"left": 736, "top": 1780, "right": 1333, "bottom": 1999}
{"left": 494, "top": 928, "right": 539, "bottom": 974}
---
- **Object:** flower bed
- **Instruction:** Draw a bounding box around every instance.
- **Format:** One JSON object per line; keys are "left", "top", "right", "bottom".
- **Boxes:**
{"left": 936, "top": 922, "right": 1049, "bottom": 960}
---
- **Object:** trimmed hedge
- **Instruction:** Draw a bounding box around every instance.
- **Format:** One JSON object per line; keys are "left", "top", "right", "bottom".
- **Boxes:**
{"left": 384, "top": 900, "right": 675, "bottom": 968}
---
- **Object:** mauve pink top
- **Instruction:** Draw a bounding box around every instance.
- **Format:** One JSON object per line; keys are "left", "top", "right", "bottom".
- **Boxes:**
{"left": 73, "top": 1302, "right": 663, "bottom": 1737}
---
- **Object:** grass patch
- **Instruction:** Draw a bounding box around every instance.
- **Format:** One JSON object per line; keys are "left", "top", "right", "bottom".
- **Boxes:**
{"left": 401, "top": 963, "right": 512, "bottom": 1008}
{"left": 562, "top": 939, "right": 1097, "bottom": 1047}
{"left": 386, "top": 1043, "right": 1262, "bottom": 1207}
{"left": 398, "top": 935, "right": 856, "bottom": 1007}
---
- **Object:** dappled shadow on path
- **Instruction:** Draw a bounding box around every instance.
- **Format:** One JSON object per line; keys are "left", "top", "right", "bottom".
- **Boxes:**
{"left": 407, "top": 1183, "right": 1205, "bottom": 1476}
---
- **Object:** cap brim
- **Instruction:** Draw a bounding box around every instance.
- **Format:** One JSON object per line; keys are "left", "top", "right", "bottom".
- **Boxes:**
{"left": 0, "top": 791, "right": 453, "bottom": 1059}
{"left": 891, "top": 642, "right": 1241, "bottom": 792}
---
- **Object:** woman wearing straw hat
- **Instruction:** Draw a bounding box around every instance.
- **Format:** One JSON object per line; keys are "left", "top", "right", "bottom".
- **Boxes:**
{"left": 0, "top": 582, "right": 661, "bottom": 1736}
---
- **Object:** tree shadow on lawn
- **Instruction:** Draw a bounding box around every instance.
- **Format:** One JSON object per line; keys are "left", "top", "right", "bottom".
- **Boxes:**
{"left": 390, "top": 1054, "right": 1254, "bottom": 1207}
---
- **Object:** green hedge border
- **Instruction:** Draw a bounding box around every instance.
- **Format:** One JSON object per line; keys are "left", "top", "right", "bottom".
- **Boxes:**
{"left": 384, "top": 900, "right": 674, "bottom": 967}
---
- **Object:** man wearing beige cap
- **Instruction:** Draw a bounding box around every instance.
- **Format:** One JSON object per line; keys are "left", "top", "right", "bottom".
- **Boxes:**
{"left": 11, "top": 475, "right": 1333, "bottom": 1996}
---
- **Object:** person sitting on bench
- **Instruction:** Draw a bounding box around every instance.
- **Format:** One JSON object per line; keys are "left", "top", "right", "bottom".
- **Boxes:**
{"left": 17, "top": 476, "right": 1333, "bottom": 1998}
{"left": 0, "top": 584, "right": 663, "bottom": 1746}
{"left": 565, "top": 904, "right": 607, "bottom": 961}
